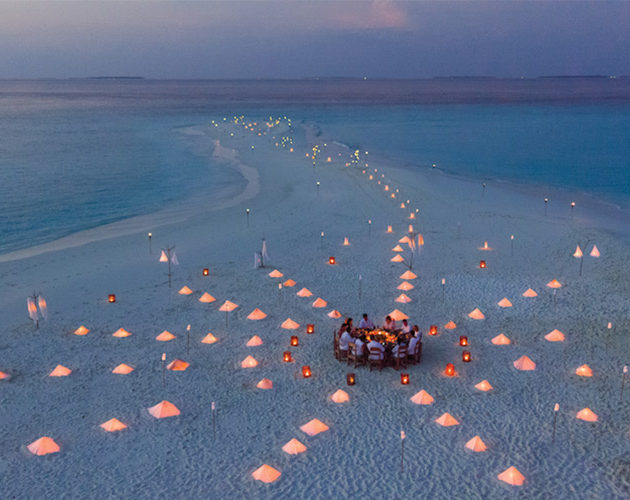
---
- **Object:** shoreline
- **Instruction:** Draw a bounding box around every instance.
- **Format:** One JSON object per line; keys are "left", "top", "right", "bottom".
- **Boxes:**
{"left": 0, "top": 126, "right": 260, "bottom": 264}
{"left": 3, "top": 116, "right": 629, "bottom": 264}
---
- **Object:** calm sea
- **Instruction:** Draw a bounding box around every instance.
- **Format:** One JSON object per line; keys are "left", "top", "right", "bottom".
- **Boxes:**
{"left": 1, "top": 78, "right": 629, "bottom": 254}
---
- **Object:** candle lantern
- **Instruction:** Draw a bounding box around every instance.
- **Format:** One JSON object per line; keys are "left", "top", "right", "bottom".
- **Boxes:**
{"left": 302, "top": 366, "right": 312, "bottom": 378}
{"left": 283, "top": 351, "right": 292, "bottom": 363}
{"left": 290, "top": 336, "right": 299, "bottom": 347}
{"left": 202, "top": 268, "right": 209, "bottom": 276}
{"left": 306, "top": 324, "right": 315, "bottom": 334}
{"left": 445, "top": 363, "right": 455, "bottom": 377}
{"left": 429, "top": 325, "right": 438, "bottom": 336}
{"left": 459, "top": 336, "right": 468, "bottom": 347}
{"left": 328, "top": 256, "right": 336, "bottom": 265}
{"left": 462, "top": 351, "right": 471, "bottom": 363}
{"left": 479, "top": 260, "right": 486, "bottom": 269}
{"left": 108, "top": 294, "right": 116, "bottom": 303}
{"left": 346, "top": 373, "right": 356, "bottom": 386}
{"left": 400, "top": 373, "right": 410, "bottom": 385}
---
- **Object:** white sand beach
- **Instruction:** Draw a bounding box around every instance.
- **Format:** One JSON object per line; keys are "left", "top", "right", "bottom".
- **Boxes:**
{"left": 1, "top": 115, "right": 629, "bottom": 498}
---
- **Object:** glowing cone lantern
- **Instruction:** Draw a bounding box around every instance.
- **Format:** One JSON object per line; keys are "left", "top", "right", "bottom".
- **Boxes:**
{"left": 497, "top": 298, "right": 512, "bottom": 308}
{"left": 468, "top": 308, "right": 485, "bottom": 320}
{"left": 479, "top": 241, "right": 492, "bottom": 250}
{"left": 575, "top": 364, "right": 593, "bottom": 377}
{"left": 112, "top": 328, "right": 131, "bottom": 338}
{"left": 49, "top": 365, "right": 71, "bottom": 377}
{"left": 167, "top": 359, "right": 189, "bottom": 371}
{"left": 282, "top": 438, "right": 307, "bottom": 455}
{"left": 410, "top": 390, "right": 434, "bottom": 405}
{"left": 392, "top": 245, "right": 403, "bottom": 252}
{"left": 159, "top": 250, "right": 168, "bottom": 262}
{"left": 247, "top": 308, "right": 267, "bottom": 320}
{"left": 399, "top": 235, "right": 411, "bottom": 244}
{"left": 283, "top": 279, "right": 296, "bottom": 287}
{"left": 74, "top": 326, "right": 89, "bottom": 336}
{"left": 590, "top": 245, "right": 600, "bottom": 257}
{"left": 178, "top": 286, "right": 193, "bottom": 295}
{"left": 513, "top": 355, "right": 536, "bottom": 371}
{"left": 198, "top": 292, "right": 216, "bottom": 303}
{"left": 387, "top": 225, "right": 393, "bottom": 233}
{"left": 498, "top": 467, "right": 525, "bottom": 486}
{"left": 246, "top": 335, "right": 263, "bottom": 347}
{"left": 444, "top": 321, "right": 457, "bottom": 330}
{"left": 475, "top": 380, "right": 493, "bottom": 392}
{"left": 387, "top": 309, "right": 408, "bottom": 322}
{"left": 391, "top": 254, "right": 404, "bottom": 263}
{"left": 219, "top": 300, "right": 238, "bottom": 326}
{"left": 400, "top": 270, "right": 417, "bottom": 280}
{"left": 300, "top": 418, "right": 329, "bottom": 436}
{"left": 112, "top": 363, "right": 134, "bottom": 374}
{"left": 148, "top": 400, "right": 180, "bottom": 418}
{"left": 268, "top": 269, "right": 283, "bottom": 278}
{"left": 328, "top": 310, "right": 341, "bottom": 319}
{"left": 522, "top": 288, "right": 538, "bottom": 298}
{"left": 156, "top": 330, "right": 175, "bottom": 341}
{"left": 0, "top": 371, "right": 10, "bottom": 380}
{"left": 343, "top": 237, "right": 350, "bottom": 246}
{"left": 252, "top": 464, "right": 281, "bottom": 483}
{"left": 296, "top": 288, "right": 312, "bottom": 297}
{"left": 395, "top": 294, "right": 412, "bottom": 304}
{"left": 545, "top": 329, "right": 565, "bottom": 342}
{"left": 257, "top": 378, "right": 273, "bottom": 389}
{"left": 100, "top": 418, "right": 127, "bottom": 432}
{"left": 312, "top": 298, "right": 327, "bottom": 308}
{"left": 435, "top": 413, "right": 460, "bottom": 427}
{"left": 576, "top": 408, "right": 598, "bottom": 422}
{"left": 492, "top": 333, "right": 511, "bottom": 345}
{"left": 27, "top": 437, "right": 60, "bottom": 456}
{"left": 330, "top": 389, "right": 349, "bottom": 403}
{"left": 465, "top": 436, "right": 488, "bottom": 452}
{"left": 241, "top": 356, "right": 258, "bottom": 368}
{"left": 398, "top": 281, "right": 414, "bottom": 291}
{"left": 573, "top": 245, "right": 583, "bottom": 258}
{"left": 547, "top": 279, "right": 562, "bottom": 289}
{"left": 281, "top": 318, "right": 300, "bottom": 330}
{"left": 201, "top": 333, "right": 218, "bottom": 344}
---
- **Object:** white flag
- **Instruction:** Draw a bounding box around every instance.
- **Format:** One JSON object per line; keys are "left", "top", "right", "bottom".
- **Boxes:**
{"left": 171, "top": 252, "right": 179, "bottom": 265}
{"left": 27, "top": 298, "right": 39, "bottom": 322}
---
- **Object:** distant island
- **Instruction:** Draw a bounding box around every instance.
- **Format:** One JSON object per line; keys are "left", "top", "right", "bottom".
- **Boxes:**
{"left": 83, "top": 76, "right": 145, "bottom": 80}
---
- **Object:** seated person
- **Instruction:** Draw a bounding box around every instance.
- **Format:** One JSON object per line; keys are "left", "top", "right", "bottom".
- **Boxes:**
{"left": 401, "top": 319, "right": 412, "bottom": 334}
{"left": 392, "top": 337, "right": 408, "bottom": 359}
{"left": 339, "top": 326, "right": 354, "bottom": 352}
{"left": 355, "top": 335, "right": 367, "bottom": 356}
{"left": 367, "top": 337, "right": 385, "bottom": 360}
{"left": 337, "top": 320, "right": 348, "bottom": 338}
{"left": 409, "top": 326, "right": 422, "bottom": 354}
{"left": 383, "top": 315, "right": 397, "bottom": 331}
{"left": 358, "top": 313, "right": 375, "bottom": 330}
{"left": 346, "top": 317, "right": 355, "bottom": 333}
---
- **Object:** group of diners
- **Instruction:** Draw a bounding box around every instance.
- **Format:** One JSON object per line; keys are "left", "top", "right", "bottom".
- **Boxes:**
{"left": 334, "top": 313, "right": 423, "bottom": 368}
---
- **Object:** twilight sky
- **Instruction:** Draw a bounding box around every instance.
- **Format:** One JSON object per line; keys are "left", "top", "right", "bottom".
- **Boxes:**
{"left": 1, "top": 1, "right": 629, "bottom": 79}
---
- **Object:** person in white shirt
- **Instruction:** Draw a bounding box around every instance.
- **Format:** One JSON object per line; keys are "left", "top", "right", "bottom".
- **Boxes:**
{"left": 355, "top": 335, "right": 367, "bottom": 356}
{"left": 339, "top": 327, "right": 354, "bottom": 352}
{"left": 367, "top": 338, "right": 385, "bottom": 360}
{"left": 392, "top": 337, "right": 407, "bottom": 360}
{"left": 408, "top": 325, "right": 422, "bottom": 355}
{"left": 383, "top": 315, "right": 397, "bottom": 331}
{"left": 358, "top": 313, "right": 375, "bottom": 330}
{"left": 401, "top": 319, "right": 412, "bottom": 334}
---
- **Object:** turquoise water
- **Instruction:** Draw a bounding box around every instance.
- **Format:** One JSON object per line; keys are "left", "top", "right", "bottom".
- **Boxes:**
{"left": 1, "top": 79, "right": 629, "bottom": 254}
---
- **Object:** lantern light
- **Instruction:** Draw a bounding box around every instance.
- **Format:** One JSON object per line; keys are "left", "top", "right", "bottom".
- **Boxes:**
{"left": 108, "top": 294, "right": 116, "bottom": 303}
{"left": 429, "top": 325, "right": 438, "bottom": 336}
{"left": 306, "top": 324, "right": 315, "bottom": 334}
{"left": 283, "top": 351, "right": 292, "bottom": 363}
{"left": 328, "top": 256, "right": 336, "bottom": 265}
{"left": 346, "top": 373, "right": 356, "bottom": 386}
{"left": 463, "top": 351, "right": 471, "bottom": 363}
{"left": 445, "top": 363, "right": 455, "bottom": 377}
{"left": 460, "top": 336, "right": 468, "bottom": 347}
{"left": 479, "top": 260, "right": 486, "bottom": 268}
{"left": 290, "top": 336, "right": 299, "bottom": 347}
{"left": 302, "top": 366, "right": 312, "bottom": 378}
{"left": 400, "top": 373, "right": 410, "bottom": 385}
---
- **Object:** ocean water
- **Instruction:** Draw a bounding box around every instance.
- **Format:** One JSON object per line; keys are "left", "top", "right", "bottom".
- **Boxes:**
{"left": 1, "top": 78, "right": 629, "bottom": 254}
